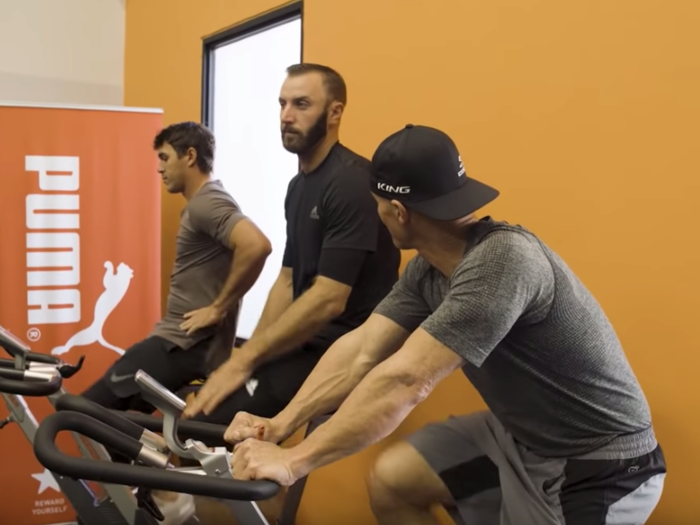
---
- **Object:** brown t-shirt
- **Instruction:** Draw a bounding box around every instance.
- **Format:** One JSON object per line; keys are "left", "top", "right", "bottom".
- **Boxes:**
{"left": 151, "top": 180, "right": 245, "bottom": 372}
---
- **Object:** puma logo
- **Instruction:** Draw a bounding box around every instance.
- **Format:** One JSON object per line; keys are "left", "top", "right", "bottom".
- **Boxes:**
{"left": 51, "top": 261, "right": 134, "bottom": 356}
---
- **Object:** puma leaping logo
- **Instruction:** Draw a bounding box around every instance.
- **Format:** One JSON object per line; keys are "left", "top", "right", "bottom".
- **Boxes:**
{"left": 51, "top": 262, "right": 134, "bottom": 356}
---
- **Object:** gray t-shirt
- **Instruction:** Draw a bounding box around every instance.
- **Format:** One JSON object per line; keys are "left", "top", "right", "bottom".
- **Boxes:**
{"left": 374, "top": 218, "right": 657, "bottom": 459}
{"left": 151, "top": 180, "right": 245, "bottom": 371}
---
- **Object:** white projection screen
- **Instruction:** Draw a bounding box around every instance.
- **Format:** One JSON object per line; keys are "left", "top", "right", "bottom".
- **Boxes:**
{"left": 208, "top": 15, "right": 302, "bottom": 339}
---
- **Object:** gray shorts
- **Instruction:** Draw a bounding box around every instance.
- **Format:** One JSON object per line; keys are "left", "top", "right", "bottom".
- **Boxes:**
{"left": 407, "top": 411, "right": 666, "bottom": 525}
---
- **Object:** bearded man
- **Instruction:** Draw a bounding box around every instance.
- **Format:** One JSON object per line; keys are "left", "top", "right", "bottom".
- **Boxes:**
{"left": 185, "top": 63, "right": 401, "bottom": 424}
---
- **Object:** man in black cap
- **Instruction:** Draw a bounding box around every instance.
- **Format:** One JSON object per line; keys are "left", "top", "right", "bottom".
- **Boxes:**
{"left": 225, "top": 125, "right": 666, "bottom": 525}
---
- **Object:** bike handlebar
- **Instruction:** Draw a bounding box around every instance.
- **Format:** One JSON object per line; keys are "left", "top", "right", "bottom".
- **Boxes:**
{"left": 24, "top": 351, "right": 61, "bottom": 365}
{"left": 115, "top": 410, "right": 229, "bottom": 447}
{"left": 34, "top": 411, "right": 279, "bottom": 501}
{"left": 55, "top": 393, "right": 147, "bottom": 441}
{"left": 0, "top": 367, "right": 63, "bottom": 396}
{"left": 0, "top": 325, "right": 84, "bottom": 376}
{"left": 0, "top": 326, "right": 60, "bottom": 363}
{"left": 135, "top": 370, "right": 186, "bottom": 414}
{"left": 134, "top": 370, "right": 202, "bottom": 458}
{"left": 0, "top": 357, "right": 18, "bottom": 370}
{"left": 55, "top": 388, "right": 228, "bottom": 448}
{"left": 0, "top": 325, "right": 30, "bottom": 354}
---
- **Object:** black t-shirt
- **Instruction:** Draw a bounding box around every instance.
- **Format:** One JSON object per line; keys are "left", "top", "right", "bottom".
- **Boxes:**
{"left": 282, "top": 142, "right": 401, "bottom": 348}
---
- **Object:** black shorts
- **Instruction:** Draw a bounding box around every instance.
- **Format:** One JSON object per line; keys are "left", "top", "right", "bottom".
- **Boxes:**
{"left": 189, "top": 339, "right": 328, "bottom": 425}
{"left": 80, "top": 335, "right": 210, "bottom": 413}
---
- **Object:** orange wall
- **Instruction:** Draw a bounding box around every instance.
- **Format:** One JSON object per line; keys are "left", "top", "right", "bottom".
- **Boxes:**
{"left": 125, "top": 1, "right": 700, "bottom": 523}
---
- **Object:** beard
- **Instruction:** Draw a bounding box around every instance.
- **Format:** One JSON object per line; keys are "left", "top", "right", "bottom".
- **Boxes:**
{"left": 281, "top": 109, "right": 328, "bottom": 154}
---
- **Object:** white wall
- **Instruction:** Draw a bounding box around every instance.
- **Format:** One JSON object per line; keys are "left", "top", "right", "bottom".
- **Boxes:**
{"left": 0, "top": 0, "right": 125, "bottom": 105}
{"left": 210, "top": 17, "right": 302, "bottom": 339}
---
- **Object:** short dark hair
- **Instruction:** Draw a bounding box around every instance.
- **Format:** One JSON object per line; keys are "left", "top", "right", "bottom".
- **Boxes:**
{"left": 153, "top": 121, "right": 215, "bottom": 173}
{"left": 286, "top": 63, "right": 347, "bottom": 105}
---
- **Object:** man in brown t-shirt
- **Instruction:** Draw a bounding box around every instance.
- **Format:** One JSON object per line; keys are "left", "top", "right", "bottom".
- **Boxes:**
{"left": 80, "top": 121, "right": 272, "bottom": 413}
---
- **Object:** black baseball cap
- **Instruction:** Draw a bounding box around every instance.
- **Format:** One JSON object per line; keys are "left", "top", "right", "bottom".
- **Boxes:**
{"left": 370, "top": 124, "right": 499, "bottom": 221}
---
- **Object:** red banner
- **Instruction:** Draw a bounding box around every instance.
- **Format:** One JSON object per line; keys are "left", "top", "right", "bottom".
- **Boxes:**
{"left": 0, "top": 103, "right": 163, "bottom": 524}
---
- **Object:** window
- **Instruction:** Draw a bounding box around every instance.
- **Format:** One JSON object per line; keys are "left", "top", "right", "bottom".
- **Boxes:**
{"left": 202, "top": 4, "right": 302, "bottom": 341}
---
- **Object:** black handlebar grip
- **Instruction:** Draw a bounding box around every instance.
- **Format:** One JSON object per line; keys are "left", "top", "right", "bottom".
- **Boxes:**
{"left": 26, "top": 352, "right": 61, "bottom": 365}
{"left": 0, "top": 371, "right": 62, "bottom": 396}
{"left": 55, "top": 394, "right": 145, "bottom": 441}
{"left": 0, "top": 339, "right": 59, "bottom": 365}
{"left": 34, "top": 411, "right": 280, "bottom": 501}
{"left": 37, "top": 411, "right": 143, "bottom": 461}
{"left": 116, "top": 410, "right": 229, "bottom": 447}
{"left": 0, "top": 355, "right": 61, "bottom": 370}
{"left": 0, "top": 358, "right": 17, "bottom": 370}
{"left": 0, "top": 368, "right": 26, "bottom": 380}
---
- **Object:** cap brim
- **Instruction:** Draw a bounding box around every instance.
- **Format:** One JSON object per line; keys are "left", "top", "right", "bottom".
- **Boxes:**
{"left": 407, "top": 178, "right": 500, "bottom": 221}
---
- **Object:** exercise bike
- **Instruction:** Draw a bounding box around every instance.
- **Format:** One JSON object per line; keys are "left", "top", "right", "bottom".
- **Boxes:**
{"left": 0, "top": 324, "right": 174, "bottom": 525}
{"left": 2, "top": 324, "right": 313, "bottom": 524}
{"left": 33, "top": 369, "right": 280, "bottom": 524}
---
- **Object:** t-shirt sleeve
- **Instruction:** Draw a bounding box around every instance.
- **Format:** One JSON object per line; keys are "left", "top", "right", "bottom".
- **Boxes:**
{"left": 317, "top": 167, "right": 380, "bottom": 286}
{"left": 373, "top": 256, "right": 433, "bottom": 332}
{"left": 188, "top": 190, "right": 246, "bottom": 247}
{"left": 281, "top": 237, "right": 294, "bottom": 268}
{"left": 420, "top": 231, "right": 554, "bottom": 367}
{"left": 281, "top": 176, "right": 297, "bottom": 268}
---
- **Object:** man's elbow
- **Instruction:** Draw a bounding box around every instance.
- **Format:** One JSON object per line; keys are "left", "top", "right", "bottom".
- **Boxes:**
{"left": 246, "top": 236, "right": 273, "bottom": 263}
{"left": 396, "top": 371, "right": 434, "bottom": 405}
{"left": 333, "top": 298, "right": 349, "bottom": 318}
{"left": 316, "top": 288, "right": 351, "bottom": 320}
{"left": 257, "top": 237, "right": 273, "bottom": 259}
{"left": 309, "top": 277, "right": 352, "bottom": 319}
{"left": 374, "top": 365, "right": 433, "bottom": 407}
{"left": 317, "top": 294, "right": 345, "bottom": 320}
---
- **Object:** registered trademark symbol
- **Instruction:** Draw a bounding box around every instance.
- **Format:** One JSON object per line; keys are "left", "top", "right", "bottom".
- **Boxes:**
{"left": 27, "top": 328, "right": 41, "bottom": 342}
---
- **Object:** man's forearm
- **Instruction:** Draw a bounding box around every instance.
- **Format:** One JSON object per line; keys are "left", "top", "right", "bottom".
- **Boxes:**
{"left": 250, "top": 275, "right": 293, "bottom": 339}
{"left": 272, "top": 330, "right": 375, "bottom": 439}
{"left": 212, "top": 247, "right": 269, "bottom": 312}
{"left": 238, "top": 285, "right": 342, "bottom": 367}
{"left": 288, "top": 363, "right": 425, "bottom": 478}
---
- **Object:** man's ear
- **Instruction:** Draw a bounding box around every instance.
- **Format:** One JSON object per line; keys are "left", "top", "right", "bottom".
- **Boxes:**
{"left": 328, "top": 101, "right": 345, "bottom": 125}
{"left": 185, "top": 147, "right": 198, "bottom": 168}
{"left": 391, "top": 200, "right": 410, "bottom": 225}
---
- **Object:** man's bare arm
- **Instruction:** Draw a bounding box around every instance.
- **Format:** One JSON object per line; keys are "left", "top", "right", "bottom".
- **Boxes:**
{"left": 248, "top": 267, "right": 294, "bottom": 339}
{"left": 211, "top": 219, "right": 272, "bottom": 312}
{"left": 285, "top": 328, "right": 465, "bottom": 478}
{"left": 236, "top": 275, "right": 353, "bottom": 368}
{"left": 266, "top": 314, "right": 411, "bottom": 440}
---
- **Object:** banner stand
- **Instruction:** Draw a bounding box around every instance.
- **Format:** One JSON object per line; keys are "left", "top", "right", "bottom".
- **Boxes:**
{"left": 0, "top": 102, "right": 163, "bottom": 525}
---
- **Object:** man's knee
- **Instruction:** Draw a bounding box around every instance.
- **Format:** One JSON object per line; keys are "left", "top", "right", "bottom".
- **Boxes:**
{"left": 367, "top": 441, "right": 453, "bottom": 511}
{"left": 80, "top": 377, "right": 132, "bottom": 411}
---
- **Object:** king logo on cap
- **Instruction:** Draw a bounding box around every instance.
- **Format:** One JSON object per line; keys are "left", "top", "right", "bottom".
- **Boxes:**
{"left": 370, "top": 124, "right": 500, "bottom": 221}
